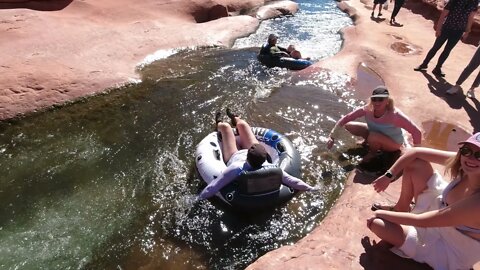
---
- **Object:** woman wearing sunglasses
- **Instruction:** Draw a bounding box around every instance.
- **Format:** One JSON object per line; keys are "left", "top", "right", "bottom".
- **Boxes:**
{"left": 367, "top": 133, "right": 480, "bottom": 269}
{"left": 326, "top": 85, "right": 422, "bottom": 166}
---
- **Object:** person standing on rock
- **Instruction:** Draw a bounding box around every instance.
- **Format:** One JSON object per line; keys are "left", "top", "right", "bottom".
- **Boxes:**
{"left": 326, "top": 86, "right": 422, "bottom": 170}
{"left": 371, "top": 0, "right": 387, "bottom": 18}
{"left": 389, "top": 0, "right": 406, "bottom": 26}
{"left": 413, "top": 0, "right": 478, "bottom": 77}
{"left": 446, "top": 46, "right": 480, "bottom": 99}
{"left": 367, "top": 132, "right": 480, "bottom": 270}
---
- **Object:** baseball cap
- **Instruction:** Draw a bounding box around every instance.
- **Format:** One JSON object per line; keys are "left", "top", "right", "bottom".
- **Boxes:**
{"left": 371, "top": 86, "right": 390, "bottom": 98}
{"left": 458, "top": 132, "right": 480, "bottom": 148}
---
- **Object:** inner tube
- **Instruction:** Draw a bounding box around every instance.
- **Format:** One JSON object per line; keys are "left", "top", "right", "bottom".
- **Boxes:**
{"left": 195, "top": 127, "right": 302, "bottom": 211}
{"left": 257, "top": 54, "right": 312, "bottom": 70}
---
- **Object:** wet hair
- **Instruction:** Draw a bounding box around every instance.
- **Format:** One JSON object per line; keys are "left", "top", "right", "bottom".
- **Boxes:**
{"left": 366, "top": 97, "right": 395, "bottom": 111}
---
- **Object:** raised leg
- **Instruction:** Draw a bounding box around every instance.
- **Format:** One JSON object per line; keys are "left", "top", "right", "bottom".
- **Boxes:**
{"left": 344, "top": 122, "right": 370, "bottom": 139}
{"left": 368, "top": 158, "right": 433, "bottom": 246}
{"left": 217, "top": 122, "right": 238, "bottom": 163}
{"left": 235, "top": 118, "right": 260, "bottom": 150}
{"left": 392, "top": 158, "right": 434, "bottom": 211}
{"left": 367, "top": 131, "right": 402, "bottom": 153}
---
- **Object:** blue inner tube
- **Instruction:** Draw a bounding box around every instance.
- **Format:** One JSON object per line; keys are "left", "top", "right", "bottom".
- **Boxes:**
{"left": 195, "top": 127, "right": 302, "bottom": 212}
{"left": 257, "top": 54, "right": 312, "bottom": 70}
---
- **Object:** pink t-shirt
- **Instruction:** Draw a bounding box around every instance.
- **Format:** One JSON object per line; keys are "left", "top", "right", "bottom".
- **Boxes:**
{"left": 336, "top": 106, "right": 421, "bottom": 145}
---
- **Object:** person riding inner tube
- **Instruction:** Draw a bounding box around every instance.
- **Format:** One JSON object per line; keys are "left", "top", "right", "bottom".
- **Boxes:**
{"left": 194, "top": 108, "right": 319, "bottom": 211}
{"left": 258, "top": 34, "right": 312, "bottom": 70}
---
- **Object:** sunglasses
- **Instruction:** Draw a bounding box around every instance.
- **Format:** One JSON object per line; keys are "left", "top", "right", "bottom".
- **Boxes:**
{"left": 371, "top": 97, "right": 386, "bottom": 102}
{"left": 459, "top": 146, "right": 480, "bottom": 161}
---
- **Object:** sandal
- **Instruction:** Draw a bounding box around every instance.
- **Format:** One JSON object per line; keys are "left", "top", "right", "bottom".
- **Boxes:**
{"left": 371, "top": 203, "right": 394, "bottom": 211}
{"left": 371, "top": 202, "right": 415, "bottom": 211}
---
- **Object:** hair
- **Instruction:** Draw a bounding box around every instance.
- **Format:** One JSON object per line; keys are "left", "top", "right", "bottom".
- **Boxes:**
{"left": 366, "top": 97, "right": 395, "bottom": 111}
{"left": 444, "top": 149, "right": 463, "bottom": 180}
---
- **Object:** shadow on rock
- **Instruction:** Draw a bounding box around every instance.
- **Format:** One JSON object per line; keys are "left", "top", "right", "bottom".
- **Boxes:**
{"left": 359, "top": 236, "right": 432, "bottom": 270}
{"left": 0, "top": 0, "right": 73, "bottom": 11}
{"left": 353, "top": 170, "right": 377, "bottom": 184}
{"left": 421, "top": 71, "right": 480, "bottom": 132}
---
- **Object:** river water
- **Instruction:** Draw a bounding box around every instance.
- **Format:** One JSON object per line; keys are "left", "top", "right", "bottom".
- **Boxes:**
{"left": 0, "top": 1, "right": 357, "bottom": 269}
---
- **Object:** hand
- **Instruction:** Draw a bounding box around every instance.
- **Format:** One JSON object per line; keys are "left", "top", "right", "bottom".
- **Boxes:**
{"left": 309, "top": 185, "right": 322, "bottom": 192}
{"left": 372, "top": 175, "right": 391, "bottom": 193}
{"left": 462, "top": 32, "right": 470, "bottom": 41}
{"left": 326, "top": 137, "right": 334, "bottom": 149}
{"left": 366, "top": 217, "right": 376, "bottom": 229}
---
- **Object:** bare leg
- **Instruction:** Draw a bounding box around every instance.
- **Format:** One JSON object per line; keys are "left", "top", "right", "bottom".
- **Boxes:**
{"left": 217, "top": 122, "right": 238, "bottom": 163}
{"left": 368, "top": 218, "right": 409, "bottom": 247}
{"left": 235, "top": 117, "right": 260, "bottom": 149}
{"left": 393, "top": 158, "right": 433, "bottom": 210}
{"left": 367, "top": 131, "right": 402, "bottom": 153}
{"left": 344, "top": 122, "right": 370, "bottom": 139}
{"left": 367, "top": 159, "right": 433, "bottom": 246}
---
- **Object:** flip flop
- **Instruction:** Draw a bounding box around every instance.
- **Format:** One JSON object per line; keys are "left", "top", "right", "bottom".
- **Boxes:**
{"left": 371, "top": 203, "right": 394, "bottom": 211}
{"left": 371, "top": 202, "right": 415, "bottom": 211}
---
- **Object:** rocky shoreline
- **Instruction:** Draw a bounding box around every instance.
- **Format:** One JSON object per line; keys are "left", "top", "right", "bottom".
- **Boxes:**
{"left": 0, "top": 0, "right": 297, "bottom": 120}
{"left": 1, "top": 0, "right": 479, "bottom": 269}
{"left": 247, "top": 0, "right": 479, "bottom": 268}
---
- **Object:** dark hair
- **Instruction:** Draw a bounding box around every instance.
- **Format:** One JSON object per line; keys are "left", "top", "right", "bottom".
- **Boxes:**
{"left": 247, "top": 143, "right": 268, "bottom": 169}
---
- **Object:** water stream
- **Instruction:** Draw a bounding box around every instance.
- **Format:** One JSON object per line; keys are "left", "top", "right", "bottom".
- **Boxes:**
{"left": 0, "top": 1, "right": 358, "bottom": 269}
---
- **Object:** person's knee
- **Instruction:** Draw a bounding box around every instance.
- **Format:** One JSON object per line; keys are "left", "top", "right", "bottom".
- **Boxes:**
{"left": 368, "top": 218, "right": 385, "bottom": 233}
{"left": 405, "top": 158, "right": 430, "bottom": 173}
{"left": 217, "top": 122, "right": 231, "bottom": 132}
{"left": 367, "top": 132, "right": 401, "bottom": 151}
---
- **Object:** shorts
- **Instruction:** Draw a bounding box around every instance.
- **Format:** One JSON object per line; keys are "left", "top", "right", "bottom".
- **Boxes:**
{"left": 374, "top": 0, "right": 387, "bottom": 4}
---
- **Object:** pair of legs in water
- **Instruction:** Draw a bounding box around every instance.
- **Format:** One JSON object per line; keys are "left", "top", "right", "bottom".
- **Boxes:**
{"left": 215, "top": 109, "right": 258, "bottom": 163}
{"left": 344, "top": 121, "right": 402, "bottom": 162}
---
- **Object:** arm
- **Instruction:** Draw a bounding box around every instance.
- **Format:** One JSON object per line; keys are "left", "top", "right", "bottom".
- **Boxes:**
{"left": 198, "top": 166, "right": 240, "bottom": 200}
{"left": 375, "top": 194, "right": 480, "bottom": 228}
{"left": 278, "top": 46, "right": 289, "bottom": 53}
{"left": 282, "top": 171, "right": 314, "bottom": 191}
{"left": 327, "top": 107, "right": 366, "bottom": 149}
{"left": 394, "top": 110, "right": 422, "bottom": 146}
{"left": 463, "top": 11, "right": 477, "bottom": 40}
{"left": 372, "top": 147, "right": 455, "bottom": 192}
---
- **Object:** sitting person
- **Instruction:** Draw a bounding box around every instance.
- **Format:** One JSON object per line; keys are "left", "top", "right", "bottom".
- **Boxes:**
{"left": 197, "top": 108, "right": 316, "bottom": 200}
{"left": 287, "top": 45, "right": 303, "bottom": 59}
{"left": 326, "top": 86, "right": 422, "bottom": 168}
{"left": 259, "top": 34, "right": 307, "bottom": 59}
{"left": 367, "top": 132, "right": 480, "bottom": 270}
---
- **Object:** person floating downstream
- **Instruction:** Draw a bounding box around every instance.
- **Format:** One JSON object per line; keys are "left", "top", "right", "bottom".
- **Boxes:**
{"left": 196, "top": 108, "right": 317, "bottom": 201}
{"left": 259, "top": 34, "right": 308, "bottom": 60}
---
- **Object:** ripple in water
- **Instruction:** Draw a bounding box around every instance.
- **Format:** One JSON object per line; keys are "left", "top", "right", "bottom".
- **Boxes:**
{"left": 0, "top": 1, "right": 357, "bottom": 269}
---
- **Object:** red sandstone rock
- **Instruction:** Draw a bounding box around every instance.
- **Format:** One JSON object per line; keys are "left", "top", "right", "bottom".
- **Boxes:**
{"left": 247, "top": 0, "right": 479, "bottom": 268}
{"left": 0, "top": 0, "right": 298, "bottom": 120}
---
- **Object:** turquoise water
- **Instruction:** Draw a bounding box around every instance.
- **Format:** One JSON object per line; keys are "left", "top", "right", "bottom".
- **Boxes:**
{"left": 0, "top": 1, "right": 356, "bottom": 269}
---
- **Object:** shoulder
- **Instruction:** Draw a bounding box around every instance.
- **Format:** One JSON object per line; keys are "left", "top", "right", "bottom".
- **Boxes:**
{"left": 391, "top": 108, "right": 409, "bottom": 118}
